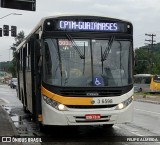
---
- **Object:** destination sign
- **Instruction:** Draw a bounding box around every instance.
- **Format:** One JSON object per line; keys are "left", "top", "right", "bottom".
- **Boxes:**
{"left": 58, "top": 20, "right": 119, "bottom": 32}
{"left": 44, "top": 19, "right": 131, "bottom": 33}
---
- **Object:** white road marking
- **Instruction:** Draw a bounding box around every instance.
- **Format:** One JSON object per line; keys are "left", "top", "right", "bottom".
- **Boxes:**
{"left": 115, "top": 125, "right": 144, "bottom": 136}
{"left": 113, "top": 125, "right": 121, "bottom": 129}
{"left": 130, "top": 131, "right": 143, "bottom": 136}
{"left": 135, "top": 108, "right": 160, "bottom": 116}
{"left": 0, "top": 98, "right": 10, "bottom": 103}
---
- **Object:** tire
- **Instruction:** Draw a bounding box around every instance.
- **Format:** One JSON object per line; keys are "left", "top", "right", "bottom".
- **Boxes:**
{"left": 23, "top": 105, "right": 29, "bottom": 113}
{"left": 139, "top": 88, "right": 142, "bottom": 92}
{"left": 39, "top": 123, "right": 47, "bottom": 132}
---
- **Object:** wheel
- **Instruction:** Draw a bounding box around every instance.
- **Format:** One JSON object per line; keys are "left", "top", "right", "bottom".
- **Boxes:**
{"left": 23, "top": 105, "right": 29, "bottom": 113}
{"left": 39, "top": 123, "right": 47, "bottom": 132}
{"left": 139, "top": 88, "right": 142, "bottom": 92}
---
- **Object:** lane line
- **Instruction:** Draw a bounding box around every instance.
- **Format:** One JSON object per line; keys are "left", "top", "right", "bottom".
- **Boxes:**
{"left": 135, "top": 108, "right": 160, "bottom": 115}
{"left": 0, "top": 98, "right": 10, "bottom": 103}
{"left": 113, "top": 125, "right": 121, "bottom": 129}
{"left": 115, "top": 125, "right": 144, "bottom": 136}
{"left": 130, "top": 131, "right": 143, "bottom": 136}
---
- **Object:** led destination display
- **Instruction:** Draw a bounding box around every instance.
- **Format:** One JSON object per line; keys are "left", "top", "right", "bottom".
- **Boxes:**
{"left": 44, "top": 18, "right": 131, "bottom": 33}
{"left": 59, "top": 21, "right": 118, "bottom": 31}
{"left": 57, "top": 20, "right": 128, "bottom": 32}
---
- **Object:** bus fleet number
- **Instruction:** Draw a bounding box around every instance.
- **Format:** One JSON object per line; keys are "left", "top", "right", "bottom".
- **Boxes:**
{"left": 97, "top": 99, "right": 113, "bottom": 104}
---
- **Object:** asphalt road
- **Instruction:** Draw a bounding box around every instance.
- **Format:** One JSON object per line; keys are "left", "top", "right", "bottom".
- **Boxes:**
{"left": 134, "top": 101, "right": 160, "bottom": 135}
{"left": 0, "top": 84, "right": 160, "bottom": 145}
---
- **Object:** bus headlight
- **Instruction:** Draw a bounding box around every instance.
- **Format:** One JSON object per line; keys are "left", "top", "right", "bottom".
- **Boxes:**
{"left": 43, "top": 95, "right": 68, "bottom": 111}
{"left": 117, "top": 103, "right": 124, "bottom": 109}
{"left": 116, "top": 96, "right": 133, "bottom": 110}
{"left": 58, "top": 104, "right": 65, "bottom": 110}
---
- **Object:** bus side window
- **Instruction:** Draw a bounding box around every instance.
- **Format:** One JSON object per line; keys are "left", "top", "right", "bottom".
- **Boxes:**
{"left": 26, "top": 41, "right": 31, "bottom": 70}
{"left": 17, "top": 52, "right": 20, "bottom": 70}
{"left": 134, "top": 77, "right": 141, "bottom": 84}
{"left": 145, "top": 77, "right": 151, "bottom": 84}
{"left": 44, "top": 42, "right": 52, "bottom": 76}
{"left": 141, "top": 78, "right": 145, "bottom": 84}
{"left": 26, "top": 45, "right": 28, "bottom": 70}
{"left": 20, "top": 49, "right": 23, "bottom": 71}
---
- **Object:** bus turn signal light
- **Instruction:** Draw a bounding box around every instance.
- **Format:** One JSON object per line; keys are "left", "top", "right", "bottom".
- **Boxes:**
{"left": 38, "top": 114, "right": 42, "bottom": 122}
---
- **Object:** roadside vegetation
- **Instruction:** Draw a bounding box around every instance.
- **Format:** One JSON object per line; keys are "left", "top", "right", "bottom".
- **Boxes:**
{"left": 0, "top": 31, "right": 25, "bottom": 77}
{"left": 134, "top": 43, "right": 160, "bottom": 75}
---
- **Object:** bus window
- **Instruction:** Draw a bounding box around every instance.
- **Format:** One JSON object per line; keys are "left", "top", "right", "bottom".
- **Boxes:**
{"left": 134, "top": 74, "right": 152, "bottom": 92}
{"left": 153, "top": 75, "right": 160, "bottom": 83}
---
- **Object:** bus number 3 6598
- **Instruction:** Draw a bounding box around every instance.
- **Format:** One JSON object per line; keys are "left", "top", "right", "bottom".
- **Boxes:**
{"left": 97, "top": 99, "right": 113, "bottom": 104}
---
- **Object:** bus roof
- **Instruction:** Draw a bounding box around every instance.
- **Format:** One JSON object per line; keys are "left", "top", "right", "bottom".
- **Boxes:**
{"left": 41, "top": 15, "right": 132, "bottom": 23}
{"left": 134, "top": 74, "right": 153, "bottom": 77}
{"left": 16, "top": 15, "right": 132, "bottom": 51}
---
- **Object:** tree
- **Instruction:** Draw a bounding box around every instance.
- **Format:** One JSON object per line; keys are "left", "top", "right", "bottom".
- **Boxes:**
{"left": 13, "top": 31, "right": 25, "bottom": 47}
{"left": 8, "top": 31, "right": 25, "bottom": 77}
{"left": 134, "top": 48, "right": 149, "bottom": 74}
{"left": 134, "top": 43, "right": 160, "bottom": 75}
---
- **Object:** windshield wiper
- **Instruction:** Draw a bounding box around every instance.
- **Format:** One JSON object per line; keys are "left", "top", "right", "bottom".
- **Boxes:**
{"left": 66, "top": 33, "right": 85, "bottom": 59}
{"left": 101, "top": 36, "right": 115, "bottom": 74}
{"left": 101, "top": 36, "right": 115, "bottom": 62}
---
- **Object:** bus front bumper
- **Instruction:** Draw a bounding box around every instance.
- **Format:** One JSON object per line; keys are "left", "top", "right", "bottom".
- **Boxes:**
{"left": 42, "top": 101, "right": 134, "bottom": 126}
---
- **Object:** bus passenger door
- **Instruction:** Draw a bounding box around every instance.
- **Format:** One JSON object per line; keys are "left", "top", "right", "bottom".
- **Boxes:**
{"left": 31, "top": 37, "right": 42, "bottom": 122}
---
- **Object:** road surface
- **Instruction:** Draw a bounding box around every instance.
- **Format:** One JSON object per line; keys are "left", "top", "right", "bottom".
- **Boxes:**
{"left": 0, "top": 84, "right": 160, "bottom": 145}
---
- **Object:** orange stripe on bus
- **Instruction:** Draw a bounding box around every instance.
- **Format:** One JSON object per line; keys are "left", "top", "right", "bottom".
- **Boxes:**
{"left": 41, "top": 86, "right": 92, "bottom": 105}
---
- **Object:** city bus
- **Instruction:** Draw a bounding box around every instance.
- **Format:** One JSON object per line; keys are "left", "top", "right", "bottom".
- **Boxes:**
{"left": 16, "top": 15, "right": 134, "bottom": 128}
{"left": 150, "top": 75, "right": 160, "bottom": 92}
{"left": 134, "top": 74, "right": 152, "bottom": 92}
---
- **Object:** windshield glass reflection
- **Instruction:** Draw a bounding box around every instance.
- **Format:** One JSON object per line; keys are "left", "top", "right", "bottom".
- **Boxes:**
{"left": 43, "top": 38, "right": 132, "bottom": 87}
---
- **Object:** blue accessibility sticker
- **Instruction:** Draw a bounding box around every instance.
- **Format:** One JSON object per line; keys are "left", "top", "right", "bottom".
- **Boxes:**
{"left": 93, "top": 76, "right": 104, "bottom": 86}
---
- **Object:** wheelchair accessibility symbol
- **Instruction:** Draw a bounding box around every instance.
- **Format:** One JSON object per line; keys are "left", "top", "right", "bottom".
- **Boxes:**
{"left": 93, "top": 76, "right": 104, "bottom": 86}
{"left": 95, "top": 78, "right": 101, "bottom": 85}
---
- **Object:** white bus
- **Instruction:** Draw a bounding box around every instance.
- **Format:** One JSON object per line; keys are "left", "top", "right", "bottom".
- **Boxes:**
{"left": 16, "top": 15, "right": 134, "bottom": 129}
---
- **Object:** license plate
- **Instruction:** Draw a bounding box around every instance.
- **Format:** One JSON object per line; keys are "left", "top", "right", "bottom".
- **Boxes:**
{"left": 85, "top": 114, "right": 101, "bottom": 120}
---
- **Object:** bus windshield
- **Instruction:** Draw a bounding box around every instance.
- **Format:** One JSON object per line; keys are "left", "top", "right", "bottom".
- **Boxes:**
{"left": 153, "top": 75, "right": 160, "bottom": 82}
{"left": 43, "top": 38, "right": 132, "bottom": 87}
